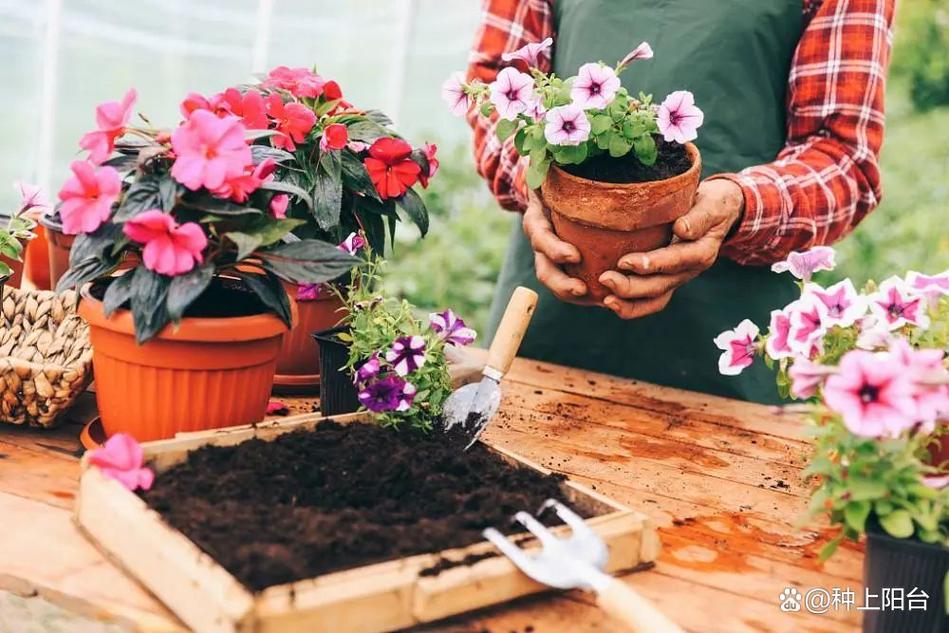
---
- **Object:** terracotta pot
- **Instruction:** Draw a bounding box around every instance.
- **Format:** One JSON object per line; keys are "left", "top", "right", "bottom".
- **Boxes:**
{"left": 25, "top": 224, "right": 51, "bottom": 290}
{"left": 541, "top": 143, "right": 702, "bottom": 302}
{"left": 273, "top": 284, "right": 346, "bottom": 394}
{"left": 79, "top": 286, "right": 291, "bottom": 442}
{"left": 39, "top": 215, "right": 75, "bottom": 289}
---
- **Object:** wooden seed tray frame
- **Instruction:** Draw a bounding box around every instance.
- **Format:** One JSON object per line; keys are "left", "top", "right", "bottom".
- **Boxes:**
{"left": 75, "top": 412, "right": 659, "bottom": 633}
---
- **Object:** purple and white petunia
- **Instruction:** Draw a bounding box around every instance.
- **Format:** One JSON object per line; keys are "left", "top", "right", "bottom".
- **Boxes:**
{"left": 714, "top": 319, "right": 759, "bottom": 376}
{"left": 501, "top": 37, "right": 554, "bottom": 69}
{"left": 441, "top": 72, "right": 471, "bottom": 118}
{"left": 804, "top": 279, "right": 866, "bottom": 328}
{"left": 764, "top": 307, "right": 794, "bottom": 361}
{"left": 570, "top": 63, "right": 621, "bottom": 110}
{"left": 770, "top": 246, "right": 836, "bottom": 281}
{"left": 868, "top": 276, "right": 930, "bottom": 330}
{"left": 429, "top": 309, "right": 477, "bottom": 346}
{"left": 615, "top": 41, "right": 654, "bottom": 72}
{"left": 489, "top": 67, "right": 536, "bottom": 120}
{"left": 357, "top": 375, "right": 417, "bottom": 413}
{"left": 385, "top": 335, "right": 427, "bottom": 376}
{"left": 353, "top": 354, "right": 381, "bottom": 385}
{"left": 544, "top": 104, "right": 591, "bottom": 146}
{"left": 656, "top": 90, "right": 704, "bottom": 144}
{"left": 339, "top": 231, "right": 366, "bottom": 255}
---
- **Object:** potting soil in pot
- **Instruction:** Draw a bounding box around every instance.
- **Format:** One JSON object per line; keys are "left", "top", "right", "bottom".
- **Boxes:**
{"left": 141, "top": 421, "right": 587, "bottom": 591}
{"left": 562, "top": 137, "right": 691, "bottom": 183}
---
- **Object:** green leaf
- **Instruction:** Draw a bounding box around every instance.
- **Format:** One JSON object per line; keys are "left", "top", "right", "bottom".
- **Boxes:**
{"left": 166, "top": 264, "right": 214, "bottom": 322}
{"left": 55, "top": 256, "right": 117, "bottom": 293}
{"left": 320, "top": 148, "right": 343, "bottom": 181}
{"left": 513, "top": 128, "right": 528, "bottom": 154}
{"left": 258, "top": 239, "right": 358, "bottom": 285}
{"left": 879, "top": 509, "right": 914, "bottom": 539}
{"left": 480, "top": 102, "right": 493, "bottom": 117}
{"left": 235, "top": 271, "right": 292, "bottom": 328}
{"left": 848, "top": 479, "right": 888, "bottom": 501}
{"left": 818, "top": 535, "right": 841, "bottom": 561}
{"left": 340, "top": 150, "right": 381, "bottom": 202}
{"left": 225, "top": 232, "right": 263, "bottom": 261}
{"left": 633, "top": 135, "right": 658, "bottom": 166}
{"left": 185, "top": 196, "right": 264, "bottom": 216}
{"left": 346, "top": 120, "right": 389, "bottom": 143}
{"left": 102, "top": 272, "right": 134, "bottom": 317}
{"left": 312, "top": 168, "right": 343, "bottom": 230}
{"left": 496, "top": 118, "right": 518, "bottom": 142}
{"left": 69, "top": 223, "right": 125, "bottom": 267}
{"left": 396, "top": 188, "right": 429, "bottom": 237}
{"left": 261, "top": 180, "right": 313, "bottom": 210}
{"left": 101, "top": 153, "right": 138, "bottom": 172}
{"left": 128, "top": 267, "right": 171, "bottom": 344}
{"left": 591, "top": 115, "right": 612, "bottom": 134}
{"left": 363, "top": 109, "right": 393, "bottom": 127}
{"left": 250, "top": 145, "right": 295, "bottom": 164}
{"left": 525, "top": 160, "right": 550, "bottom": 190}
{"left": 158, "top": 177, "right": 179, "bottom": 212}
{"left": 596, "top": 130, "right": 613, "bottom": 151}
{"left": 843, "top": 500, "right": 871, "bottom": 533}
{"left": 114, "top": 175, "right": 162, "bottom": 221}
{"left": 608, "top": 135, "right": 631, "bottom": 158}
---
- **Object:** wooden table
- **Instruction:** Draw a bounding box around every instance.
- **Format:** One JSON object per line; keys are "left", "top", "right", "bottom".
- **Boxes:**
{"left": 0, "top": 352, "right": 863, "bottom": 632}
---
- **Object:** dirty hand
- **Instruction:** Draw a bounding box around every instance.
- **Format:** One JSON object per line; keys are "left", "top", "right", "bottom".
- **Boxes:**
{"left": 522, "top": 188, "right": 595, "bottom": 304}
{"left": 599, "top": 179, "right": 745, "bottom": 320}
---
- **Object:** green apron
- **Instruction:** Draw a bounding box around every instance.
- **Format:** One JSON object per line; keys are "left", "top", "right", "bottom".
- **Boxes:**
{"left": 487, "top": 0, "right": 803, "bottom": 403}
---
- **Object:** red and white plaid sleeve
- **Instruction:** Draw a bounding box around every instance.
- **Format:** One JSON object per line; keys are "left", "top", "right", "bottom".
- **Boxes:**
{"left": 466, "top": 0, "right": 554, "bottom": 211}
{"left": 717, "top": 0, "right": 895, "bottom": 265}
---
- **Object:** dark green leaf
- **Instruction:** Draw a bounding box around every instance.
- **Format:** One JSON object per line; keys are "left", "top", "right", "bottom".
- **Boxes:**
{"left": 360, "top": 210, "right": 386, "bottom": 254}
{"left": 69, "top": 223, "right": 125, "bottom": 267}
{"left": 250, "top": 145, "right": 295, "bottom": 164}
{"left": 363, "top": 109, "right": 393, "bottom": 127}
{"left": 101, "top": 154, "right": 138, "bottom": 172}
{"left": 129, "top": 267, "right": 171, "bottom": 344}
{"left": 55, "top": 257, "right": 117, "bottom": 292}
{"left": 158, "top": 177, "right": 180, "bottom": 212}
{"left": 185, "top": 196, "right": 264, "bottom": 216}
{"left": 258, "top": 239, "right": 357, "bottom": 284}
{"left": 261, "top": 180, "right": 313, "bottom": 209}
{"left": 340, "top": 150, "right": 381, "bottom": 202}
{"left": 319, "top": 149, "right": 342, "bottom": 181}
{"left": 244, "top": 129, "right": 281, "bottom": 141}
{"left": 102, "top": 272, "right": 134, "bottom": 317}
{"left": 346, "top": 120, "right": 389, "bottom": 143}
{"left": 235, "top": 271, "right": 292, "bottom": 327}
{"left": 225, "top": 232, "right": 263, "bottom": 261}
{"left": 395, "top": 188, "right": 429, "bottom": 237}
{"left": 166, "top": 264, "right": 214, "bottom": 322}
{"left": 312, "top": 168, "right": 343, "bottom": 230}
{"left": 114, "top": 176, "right": 162, "bottom": 221}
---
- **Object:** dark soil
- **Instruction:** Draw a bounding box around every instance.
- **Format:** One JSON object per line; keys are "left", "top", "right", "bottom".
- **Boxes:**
{"left": 562, "top": 137, "right": 691, "bottom": 184}
{"left": 141, "top": 421, "right": 587, "bottom": 592}
{"left": 90, "top": 276, "right": 268, "bottom": 319}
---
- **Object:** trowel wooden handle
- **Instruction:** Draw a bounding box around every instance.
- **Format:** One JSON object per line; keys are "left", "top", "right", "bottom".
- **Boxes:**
{"left": 485, "top": 287, "right": 538, "bottom": 377}
{"left": 596, "top": 578, "right": 684, "bottom": 633}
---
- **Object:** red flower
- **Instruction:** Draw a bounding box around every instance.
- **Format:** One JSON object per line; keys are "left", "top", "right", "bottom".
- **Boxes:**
{"left": 418, "top": 142, "right": 439, "bottom": 188}
{"left": 363, "top": 138, "right": 420, "bottom": 200}
{"left": 220, "top": 88, "right": 269, "bottom": 130}
{"left": 323, "top": 80, "right": 343, "bottom": 101}
{"left": 266, "top": 93, "right": 316, "bottom": 151}
{"left": 320, "top": 123, "right": 348, "bottom": 152}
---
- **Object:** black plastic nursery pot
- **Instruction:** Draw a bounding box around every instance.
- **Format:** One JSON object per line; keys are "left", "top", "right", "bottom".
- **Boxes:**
{"left": 862, "top": 520, "right": 949, "bottom": 633}
{"left": 313, "top": 326, "right": 360, "bottom": 416}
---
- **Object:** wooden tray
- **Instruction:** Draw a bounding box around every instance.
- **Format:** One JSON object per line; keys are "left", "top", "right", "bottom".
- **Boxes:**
{"left": 75, "top": 412, "right": 659, "bottom": 633}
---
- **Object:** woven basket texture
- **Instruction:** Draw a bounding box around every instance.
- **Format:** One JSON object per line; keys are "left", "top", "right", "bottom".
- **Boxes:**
{"left": 0, "top": 287, "right": 93, "bottom": 427}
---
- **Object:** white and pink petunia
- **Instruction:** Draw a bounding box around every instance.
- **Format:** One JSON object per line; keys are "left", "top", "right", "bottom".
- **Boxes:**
{"left": 657, "top": 90, "right": 704, "bottom": 144}
{"left": 868, "top": 276, "right": 930, "bottom": 330}
{"left": 855, "top": 315, "right": 895, "bottom": 351}
{"left": 714, "top": 319, "right": 759, "bottom": 376}
{"left": 441, "top": 72, "right": 471, "bottom": 118}
{"left": 385, "top": 335, "right": 427, "bottom": 376}
{"left": 888, "top": 338, "right": 949, "bottom": 429}
{"left": 788, "top": 357, "right": 834, "bottom": 400}
{"left": 787, "top": 295, "right": 828, "bottom": 357}
{"left": 429, "top": 309, "right": 477, "bottom": 347}
{"left": 501, "top": 37, "right": 554, "bottom": 69}
{"left": 489, "top": 67, "right": 536, "bottom": 120}
{"left": 905, "top": 270, "right": 949, "bottom": 307}
{"left": 770, "top": 246, "right": 836, "bottom": 281}
{"left": 804, "top": 279, "right": 866, "bottom": 328}
{"left": 544, "top": 103, "right": 591, "bottom": 146}
{"left": 616, "top": 41, "right": 654, "bottom": 72}
{"left": 570, "top": 63, "right": 621, "bottom": 110}
{"left": 764, "top": 307, "right": 794, "bottom": 361}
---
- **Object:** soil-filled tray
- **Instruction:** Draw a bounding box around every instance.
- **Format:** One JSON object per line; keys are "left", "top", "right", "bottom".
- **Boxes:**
{"left": 76, "top": 412, "right": 658, "bottom": 633}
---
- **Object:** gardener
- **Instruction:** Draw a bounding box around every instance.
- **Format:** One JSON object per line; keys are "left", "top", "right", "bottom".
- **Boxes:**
{"left": 469, "top": 0, "right": 895, "bottom": 403}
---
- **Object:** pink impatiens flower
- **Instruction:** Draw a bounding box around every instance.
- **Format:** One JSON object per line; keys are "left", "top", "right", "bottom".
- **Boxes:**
{"left": 657, "top": 90, "right": 704, "bottom": 144}
{"left": 823, "top": 349, "right": 919, "bottom": 438}
{"left": 429, "top": 309, "right": 477, "bottom": 346}
{"left": 571, "top": 63, "right": 621, "bottom": 110}
{"left": 501, "top": 37, "right": 554, "bottom": 69}
{"left": 211, "top": 158, "right": 276, "bottom": 203}
{"left": 714, "top": 319, "right": 759, "bottom": 376}
{"left": 79, "top": 89, "right": 137, "bottom": 164}
{"left": 270, "top": 194, "right": 289, "bottom": 219}
{"left": 770, "top": 246, "right": 836, "bottom": 281}
{"left": 418, "top": 142, "right": 439, "bottom": 188}
{"left": 123, "top": 210, "right": 207, "bottom": 276}
{"left": 57, "top": 161, "right": 121, "bottom": 235}
{"left": 764, "top": 307, "right": 794, "bottom": 360}
{"left": 88, "top": 433, "right": 154, "bottom": 492}
{"left": 266, "top": 93, "right": 317, "bottom": 151}
{"left": 262, "top": 66, "right": 326, "bottom": 98}
{"left": 489, "top": 67, "right": 535, "bottom": 120}
{"left": 170, "top": 111, "right": 252, "bottom": 191}
{"left": 804, "top": 279, "right": 866, "bottom": 327}
{"left": 544, "top": 104, "right": 591, "bottom": 146}
{"left": 869, "top": 276, "right": 930, "bottom": 330}
{"left": 441, "top": 72, "right": 471, "bottom": 118}
{"left": 219, "top": 88, "right": 269, "bottom": 130}
{"left": 616, "top": 41, "right": 654, "bottom": 72}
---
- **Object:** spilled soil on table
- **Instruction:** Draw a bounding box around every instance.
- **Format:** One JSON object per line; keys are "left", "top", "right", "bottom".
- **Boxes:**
{"left": 141, "top": 421, "right": 586, "bottom": 591}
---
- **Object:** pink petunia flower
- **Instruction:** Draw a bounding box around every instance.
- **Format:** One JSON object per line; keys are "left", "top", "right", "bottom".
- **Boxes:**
{"left": 296, "top": 283, "right": 322, "bottom": 301}
{"left": 804, "top": 279, "right": 866, "bottom": 328}
{"left": 79, "top": 89, "right": 137, "bottom": 164}
{"left": 489, "top": 67, "right": 536, "bottom": 121}
{"left": 270, "top": 194, "right": 289, "bottom": 219}
{"left": 88, "top": 433, "right": 154, "bottom": 492}
{"left": 123, "top": 210, "right": 207, "bottom": 276}
{"left": 770, "top": 246, "right": 836, "bottom": 281}
{"left": 429, "top": 309, "right": 477, "bottom": 347}
{"left": 441, "top": 72, "right": 471, "bottom": 118}
{"left": 657, "top": 90, "right": 704, "bottom": 144}
{"left": 889, "top": 338, "right": 949, "bottom": 429}
{"left": 15, "top": 181, "right": 51, "bottom": 215}
{"left": 386, "top": 335, "right": 427, "bottom": 376}
{"left": 788, "top": 357, "right": 834, "bottom": 400}
{"left": 219, "top": 88, "right": 269, "bottom": 130}
{"left": 823, "top": 349, "right": 918, "bottom": 438}
{"left": 905, "top": 270, "right": 949, "bottom": 307}
{"left": 320, "top": 123, "right": 348, "bottom": 152}
{"left": 714, "top": 319, "right": 759, "bottom": 376}
{"left": 266, "top": 93, "right": 317, "bottom": 152}
{"left": 764, "top": 307, "right": 794, "bottom": 361}
{"left": 501, "top": 37, "right": 554, "bottom": 69}
{"left": 868, "top": 276, "right": 930, "bottom": 330}
{"left": 338, "top": 232, "right": 365, "bottom": 256}
{"left": 262, "top": 66, "right": 326, "bottom": 98}
{"left": 57, "top": 161, "right": 121, "bottom": 235}
{"left": 170, "top": 111, "right": 252, "bottom": 191}
{"left": 616, "top": 42, "right": 654, "bottom": 72}
{"left": 524, "top": 97, "right": 547, "bottom": 122}
{"left": 787, "top": 295, "right": 828, "bottom": 358}
{"left": 571, "top": 63, "right": 621, "bottom": 110}
{"left": 210, "top": 158, "right": 276, "bottom": 203}
{"left": 544, "top": 104, "right": 591, "bottom": 146}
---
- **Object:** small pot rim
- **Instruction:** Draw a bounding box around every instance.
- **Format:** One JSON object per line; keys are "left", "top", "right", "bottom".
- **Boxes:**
{"left": 79, "top": 281, "right": 294, "bottom": 343}
{"left": 547, "top": 142, "right": 701, "bottom": 191}
{"left": 38, "top": 212, "right": 63, "bottom": 232}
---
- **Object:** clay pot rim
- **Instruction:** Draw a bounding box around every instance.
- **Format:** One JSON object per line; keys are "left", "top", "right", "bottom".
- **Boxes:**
{"left": 37, "top": 213, "right": 63, "bottom": 232}
{"left": 547, "top": 142, "right": 701, "bottom": 192}
{"left": 79, "top": 282, "right": 294, "bottom": 344}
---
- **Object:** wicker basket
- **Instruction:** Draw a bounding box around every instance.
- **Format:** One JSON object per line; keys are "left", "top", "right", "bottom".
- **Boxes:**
{"left": 0, "top": 287, "right": 93, "bottom": 427}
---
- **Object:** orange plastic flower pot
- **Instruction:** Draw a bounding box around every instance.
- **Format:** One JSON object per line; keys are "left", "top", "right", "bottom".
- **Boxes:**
{"left": 79, "top": 287, "right": 291, "bottom": 442}
{"left": 541, "top": 143, "right": 702, "bottom": 302}
{"left": 273, "top": 283, "right": 346, "bottom": 394}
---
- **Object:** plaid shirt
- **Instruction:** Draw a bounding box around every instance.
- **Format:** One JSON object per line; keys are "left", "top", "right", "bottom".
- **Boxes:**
{"left": 467, "top": 0, "right": 895, "bottom": 265}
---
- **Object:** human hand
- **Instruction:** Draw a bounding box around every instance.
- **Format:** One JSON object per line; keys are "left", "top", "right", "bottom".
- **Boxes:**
{"left": 522, "top": 188, "right": 595, "bottom": 304}
{"left": 598, "top": 179, "right": 745, "bottom": 319}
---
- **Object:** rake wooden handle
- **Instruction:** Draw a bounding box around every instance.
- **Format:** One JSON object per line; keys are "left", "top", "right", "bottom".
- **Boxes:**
{"left": 596, "top": 578, "right": 684, "bottom": 633}
{"left": 485, "top": 287, "right": 538, "bottom": 377}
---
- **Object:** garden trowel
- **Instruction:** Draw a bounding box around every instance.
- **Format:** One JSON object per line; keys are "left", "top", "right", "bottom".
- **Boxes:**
{"left": 442, "top": 286, "right": 538, "bottom": 450}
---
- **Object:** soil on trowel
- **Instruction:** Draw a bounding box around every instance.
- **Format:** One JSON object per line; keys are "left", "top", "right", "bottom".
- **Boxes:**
{"left": 141, "top": 421, "right": 587, "bottom": 591}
